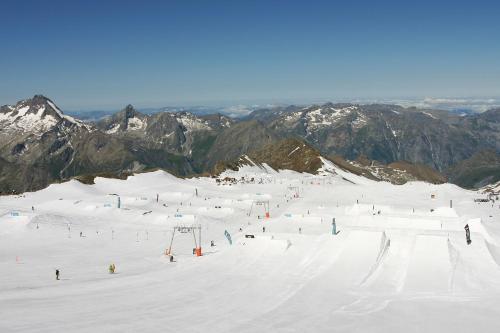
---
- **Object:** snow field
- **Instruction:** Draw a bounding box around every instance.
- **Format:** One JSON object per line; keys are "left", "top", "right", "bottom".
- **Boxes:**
{"left": 1, "top": 168, "right": 500, "bottom": 332}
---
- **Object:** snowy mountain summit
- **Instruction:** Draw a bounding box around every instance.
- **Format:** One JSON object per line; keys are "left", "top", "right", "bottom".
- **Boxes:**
{"left": 0, "top": 95, "right": 90, "bottom": 135}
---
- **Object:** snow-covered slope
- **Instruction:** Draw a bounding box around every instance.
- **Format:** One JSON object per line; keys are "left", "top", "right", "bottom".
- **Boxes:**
{"left": 1, "top": 166, "right": 499, "bottom": 332}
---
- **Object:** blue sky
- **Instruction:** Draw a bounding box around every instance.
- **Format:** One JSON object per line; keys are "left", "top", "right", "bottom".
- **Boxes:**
{"left": 1, "top": 0, "right": 499, "bottom": 110}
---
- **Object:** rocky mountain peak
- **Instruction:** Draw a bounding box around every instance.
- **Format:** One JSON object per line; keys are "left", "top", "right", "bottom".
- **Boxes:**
{"left": 120, "top": 104, "right": 140, "bottom": 119}
{"left": 0, "top": 94, "right": 88, "bottom": 135}
{"left": 31, "top": 94, "right": 51, "bottom": 103}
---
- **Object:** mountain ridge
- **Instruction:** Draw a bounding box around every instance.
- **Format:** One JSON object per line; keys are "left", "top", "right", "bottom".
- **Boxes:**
{"left": 1, "top": 95, "right": 498, "bottom": 193}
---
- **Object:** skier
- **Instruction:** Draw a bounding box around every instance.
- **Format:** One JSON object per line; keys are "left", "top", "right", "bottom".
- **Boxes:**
{"left": 169, "top": 255, "right": 174, "bottom": 263}
{"left": 262, "top": 226, "right": 266, "bottom": 233}
{"left": 80, "top": 231, "right": 83, "bottom": 237}
{"left": 55, "top": 269, "right": 60, "bottom": 280}
{"left": 299, "top": 227, "right": 302, "bottom": 234}
{"left": 210, "top": 240, "right": 215, "bottom": 247}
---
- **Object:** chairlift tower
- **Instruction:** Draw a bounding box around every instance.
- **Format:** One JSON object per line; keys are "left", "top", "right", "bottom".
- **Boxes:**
{"left": 287, "top": 186, "right": 300, "bottom": 198}
{"left": 248, "top": 200, "right": 270, "bottom": 218}
{"left": 167, "top": 224, "right": 203, "bottom": 257}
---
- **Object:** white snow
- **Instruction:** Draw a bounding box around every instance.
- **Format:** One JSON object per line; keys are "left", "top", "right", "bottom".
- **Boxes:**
{"left": 351, "top": 113, "right": 368, "bottom": 129}
{"left": 105, "top": 123, "right": 120, "bottom": 134}
{"left": 176, "top": 114, "right": 210, "bottom": 131}
{"left": 1, "top": 164, "right": 500, "bottom": 332}
{"left": 287, "top": 146, "right": 301, "bottom": 156}
{"left": 303, "top": 105, "right": 360, "bottom": 133}
{"left": 0, "top": 101, "right": 91, "bottom": 135}
{"left": 422, "top": 111, "right": 438, "bottom": 119}
{"left": 47, "top": 100, "right": 83, "bottom": 125}
{"left": 0, "top": 105, "right": 58, "bottom": 133}
{"left": 47, "top": 100, "right": 64, "bottom": 117}
{"left": 15, "top": 105, "right": 31, "bottom": 117}
{"left": 127, "top": 117, "right": 145, "bottom": 130}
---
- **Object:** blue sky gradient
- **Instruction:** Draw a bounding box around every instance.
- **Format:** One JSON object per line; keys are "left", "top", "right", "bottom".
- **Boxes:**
{"left": 1, "top": 0, "right": 499, "bottom": 110}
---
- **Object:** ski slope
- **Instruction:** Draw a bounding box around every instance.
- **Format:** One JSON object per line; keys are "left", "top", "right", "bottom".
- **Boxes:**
{"left": 1, "top": 166, "right": 500, "bottom": 332}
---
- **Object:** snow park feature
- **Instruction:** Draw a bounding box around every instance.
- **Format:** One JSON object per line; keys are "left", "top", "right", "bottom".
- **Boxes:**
{"left": 0, "top": 164, "right": 500, "bottom": 332}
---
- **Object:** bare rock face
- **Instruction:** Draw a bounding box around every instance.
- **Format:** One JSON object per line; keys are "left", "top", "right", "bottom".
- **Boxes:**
{"left": 247, "top": 103, "right": 499, "bottom": 175}
{"left": 446, "top": 150, "right": 500, "bottom": 188}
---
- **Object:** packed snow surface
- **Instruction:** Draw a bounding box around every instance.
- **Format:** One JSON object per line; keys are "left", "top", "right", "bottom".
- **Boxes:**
{"left": 1, "top": 165, "right": 500, "bottom": 332}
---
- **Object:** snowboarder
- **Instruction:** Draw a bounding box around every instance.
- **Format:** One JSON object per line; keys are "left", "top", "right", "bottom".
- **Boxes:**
{"left": 465, "top": 224, "right": 472, "bottom": 245}
{"left": 55, "top": 269, "right": 60, "bottom": 280}
{"left": 332, "top": 218, "right": 338, "bottom": 235}
{"left": 210, "top": 240, "right": 215, "bottom": 247}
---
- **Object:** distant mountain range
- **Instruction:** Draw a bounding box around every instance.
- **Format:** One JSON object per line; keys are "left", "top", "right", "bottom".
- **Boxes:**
{"left": 1, "top": 95, "right": 499, "bottom": 193}
{"left": 66, "top": 105, "right": 263, "bottom": 122}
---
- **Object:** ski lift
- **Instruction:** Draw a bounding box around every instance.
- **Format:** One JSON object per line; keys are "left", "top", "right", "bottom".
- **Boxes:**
{"left": 167, "top": 224, "right": 203, "bottom": 257}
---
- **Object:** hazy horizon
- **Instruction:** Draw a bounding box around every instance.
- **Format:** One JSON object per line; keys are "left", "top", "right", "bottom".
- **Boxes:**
{"left": 3, "top": 95, "right": 500, "bottom": 117}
